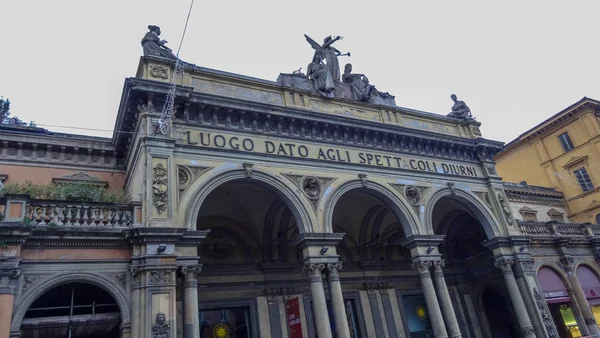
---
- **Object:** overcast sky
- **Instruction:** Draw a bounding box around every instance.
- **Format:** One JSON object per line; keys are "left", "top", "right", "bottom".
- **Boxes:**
{"left": 1, "top": 1, "right": 598, "bottom": 143}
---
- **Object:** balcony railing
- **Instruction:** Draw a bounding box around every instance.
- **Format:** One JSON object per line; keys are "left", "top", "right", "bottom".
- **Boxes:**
{"left": 518, "top": 221, "right": 600, "bottom": 238}
{"left": 0, "top": 195, "right": 141, "bottom": 228}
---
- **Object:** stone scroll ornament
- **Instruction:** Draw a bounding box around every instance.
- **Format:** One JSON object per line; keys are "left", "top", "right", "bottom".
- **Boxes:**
{"left": 497, "top": 192, "right": 513, "bottom": 225}
{"left": 152, "top": 163, "right": 168, "bottom": 214}
{"left": 152, "top": 313, "right": 170, "bottom": 338}
{"left": 533, "top": 288, "right": 557, "bottom": 337}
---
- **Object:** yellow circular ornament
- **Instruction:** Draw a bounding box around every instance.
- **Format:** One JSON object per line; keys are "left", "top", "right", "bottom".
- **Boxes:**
{"left": 213, "top": 323, "right": 230, "bottom": 338}
{"left": 416, "top": 305, "right": 427, "bottom": 320}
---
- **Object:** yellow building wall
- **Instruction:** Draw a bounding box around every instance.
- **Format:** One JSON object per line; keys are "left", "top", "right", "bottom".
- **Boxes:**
{"left": 496, "top": 108, "right": 600, "bottom": 223}
{"left": 495, "top": 143, "right": 553, "bottom": 188}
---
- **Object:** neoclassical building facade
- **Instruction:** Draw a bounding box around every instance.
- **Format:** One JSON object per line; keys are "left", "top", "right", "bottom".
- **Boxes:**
{"left": 3, "top": 44, "right": 600, "bottom": 338}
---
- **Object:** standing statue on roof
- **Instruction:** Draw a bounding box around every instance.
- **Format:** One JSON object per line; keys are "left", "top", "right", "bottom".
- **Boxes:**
{"left": 142, "top": 25, "right": 177, "bottom": 59}
{"left": 304, "top": 34, "right": 350, "bottom": 83}
{"left": 447, "top": 94, "right": 473, "bottom": 119}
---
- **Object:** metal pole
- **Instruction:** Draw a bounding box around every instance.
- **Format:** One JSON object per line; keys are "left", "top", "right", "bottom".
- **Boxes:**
{"left": 68, "top": 287, "right": 74, "bottom": 338}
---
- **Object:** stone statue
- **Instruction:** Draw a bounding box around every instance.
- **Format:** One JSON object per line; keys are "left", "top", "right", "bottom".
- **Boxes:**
{"left": 142, "top": 25, "right": 177, "bottom": 59}
{"left": 307, "top": 51, "right": 335, "bottom": 97}
{"left": 152, "top": 313, "right": 170, "bottom": 338}
{"left": 342, "top": 64, "right": 378, "bottom": 102}
{"left": 305, "top": 34, "right": 349, "bottom": 83}
{"left": 448, "top": 94, "right": 473, "bottom": 119}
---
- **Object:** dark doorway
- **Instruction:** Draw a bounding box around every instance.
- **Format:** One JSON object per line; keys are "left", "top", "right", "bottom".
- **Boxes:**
{"left": 21, "top": 282, "right": 121, "bottom": 338}
{"left": 482, "top": 287, "right": 518, "bottom": 338}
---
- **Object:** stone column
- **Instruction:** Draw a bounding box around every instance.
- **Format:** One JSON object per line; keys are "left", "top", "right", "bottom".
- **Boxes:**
{"left": 562, "top": 256, "right": 600, "bottom": 337}
{"left": 0, "top": 267, "right": 20, "bottom": 338}
{"left": 413, "top": 260, "right": 448, "bottom": 338}
{"left": 130, "top": 267, "right": 141, "bottom": 338}
{"left": 494, "top": 258, "right": 536, "bottom": 338}
{"left": 326, "top": 262, "right": 350, "bottom": 338}
{"left": 305, "top": 263, "right": 332, "bottom": 338}
{"left": 181, "top": 266, "right": 202, "bottom": 338}
{"left": 432, "top": 261, "right": 461, "bottom": 338}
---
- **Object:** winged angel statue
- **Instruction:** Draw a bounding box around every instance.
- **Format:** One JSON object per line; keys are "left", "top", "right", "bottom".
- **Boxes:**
{"left": 305, "top": 35, "right": 350, "bottom": 97}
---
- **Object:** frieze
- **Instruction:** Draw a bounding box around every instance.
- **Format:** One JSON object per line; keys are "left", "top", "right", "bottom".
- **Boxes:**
{"left": 178, "top": 127, "right": 484, "bottom": 178}
{"left": 152, "top": 163, "right": 168, "bottom": 215}
{"left": 149, "top": 270, "right": 175, "bottom": 286}
{"left": 149, "top": 65, "right": 169, "bottom": 80}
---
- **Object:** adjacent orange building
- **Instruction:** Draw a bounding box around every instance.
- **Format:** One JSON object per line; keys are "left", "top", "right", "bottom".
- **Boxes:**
{"left": 495, "top": 97, "right": 600, "bottom": 223}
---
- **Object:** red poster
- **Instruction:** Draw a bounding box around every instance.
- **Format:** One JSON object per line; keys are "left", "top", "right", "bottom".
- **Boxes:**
{"left": 285, "top": 297, "right": 304, "bottom": 338}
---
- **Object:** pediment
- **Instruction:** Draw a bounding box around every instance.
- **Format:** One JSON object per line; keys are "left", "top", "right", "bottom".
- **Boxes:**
{"left": 52, "top": 171, "right": 108, "bottom": 186}
{"left": 519, "top": 206, "right": 537, "bottom": 213}
{"left": 563, "top": 155, "right": 588, "bottom": 169}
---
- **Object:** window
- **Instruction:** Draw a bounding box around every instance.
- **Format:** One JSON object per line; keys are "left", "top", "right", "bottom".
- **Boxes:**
{"left": 200, "top": 307, "right": 251, "bottom": 338}
{"left": 547, "top": 208, "right": 565, "bottom": 222}
{"left": 558, "top": 132, "right": 575, "bottom": 152}
{"left": 519, "top": 206, "right": 538, "bottom": 221}
{"left": 574, "top": 168, "right": 594, "bottom": 192}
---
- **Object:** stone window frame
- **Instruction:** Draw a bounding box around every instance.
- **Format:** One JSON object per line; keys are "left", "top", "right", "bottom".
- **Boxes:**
{"left": 519, "top": 206, "right": 538, "bottom": 222}
{"left": 197, "top": 298, "right": 260, "bottom": 337}
{"left": 547, "top": 208, "right": 565, "bottom": 222}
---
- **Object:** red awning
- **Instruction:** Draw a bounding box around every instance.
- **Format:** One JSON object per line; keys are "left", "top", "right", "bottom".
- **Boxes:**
{"left": 546, "top": 297, "right": 571, "bottom": 304}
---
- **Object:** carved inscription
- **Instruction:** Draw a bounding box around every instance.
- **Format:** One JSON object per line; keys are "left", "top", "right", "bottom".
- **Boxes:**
{"left": 180, "top": 129, "right": 481, "bottom": 177}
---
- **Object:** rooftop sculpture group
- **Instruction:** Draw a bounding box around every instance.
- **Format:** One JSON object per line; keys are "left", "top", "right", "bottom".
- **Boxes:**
{"left": 141, "top": 27, "right": 476, "bottom": 120}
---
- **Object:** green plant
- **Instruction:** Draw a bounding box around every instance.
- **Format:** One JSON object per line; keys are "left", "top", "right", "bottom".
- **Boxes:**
{"left": 0, "top": 181, "right": 130, "bottom": 203}
{"left": 23, "top": 216, "right": 32, "bottom": 226}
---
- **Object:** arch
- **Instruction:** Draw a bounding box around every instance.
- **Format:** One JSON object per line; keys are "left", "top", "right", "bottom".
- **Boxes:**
{"left": 11, "top": 272, "right": 130, "bottom": 332}
{"left": 183, "top": 168, "right": 315, "bottom": 233}
{"left": 536, "top": 264, "right": 572, "bottom": 294}
{"left": 322, "top": 180, "right": 419, "bottom": 236}
{"left": 424, "top": 187, "right": 501, "bottom": 238}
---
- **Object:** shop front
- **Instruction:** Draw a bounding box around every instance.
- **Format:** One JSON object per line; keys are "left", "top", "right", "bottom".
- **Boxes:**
{"left": 576, "top": 265, "right": 600, "bottom": 330}
{"left": 538, "top": 266, "right": 582, "bottom": 337}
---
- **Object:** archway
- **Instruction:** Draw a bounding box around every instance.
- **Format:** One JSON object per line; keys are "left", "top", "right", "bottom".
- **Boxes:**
{"left": 481, "top": 286, "right": 519, "bottom": 338}
{"left": 193, "top": 178, "right": 306, "bottom": 338}
{"left": 19, "top": 282, "right": 121, "bottom": 338}
{"left": 430, "top": 192, "right": 507, "bottom": 337}
{"left": 329, "top": 185, "right": 414, "bottom": 338}
{"left": 538, "top": 266, "right": 581, "bottom": 337}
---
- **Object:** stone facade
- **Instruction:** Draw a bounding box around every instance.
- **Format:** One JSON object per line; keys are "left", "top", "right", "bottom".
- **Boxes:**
{"left": 2, "top": 55, "right": 600, "bottom": 338}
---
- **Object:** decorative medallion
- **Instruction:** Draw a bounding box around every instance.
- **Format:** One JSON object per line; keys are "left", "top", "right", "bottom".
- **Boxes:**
{"left": 152, "top": 163, "right": 168, "bottom": 214}
{"left": 213, "top": 323, "right": 230, "bottom": 338}
{"left": 152, "top": 313, "right": 170, "bottom": 338}
{"left": 404, "top": 185, "right": 421, "bottom": 206}
{"left": 178, "top": 167, "right": 190, "bottom": 187}
{"left": 149, "top": 65, "right": 169, "bottom": 80}
{"left": 204, "top": 235, "right": 236, "bottom": 260}
{"left": 416, "top": 305, "right": 428, "bottom": 320}
{"left": 301, "top": 176, "right": 322, "bottom": 200}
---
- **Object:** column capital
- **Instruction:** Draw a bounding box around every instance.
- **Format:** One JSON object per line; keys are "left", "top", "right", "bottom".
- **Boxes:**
{"left": 514, "top": 258, "right": 535, "bottom": 278}
{"left": 519, "top": 326, "right": 536, "bottom": 336}
{"left": 0, "top": 267, "right": 21, "bottom": 294}
{"left": 326, "top": 261, "right": 343, "bottom": 282}
{"left": 433, "top": 259, "right": 445, "bottom": 277}
{"left": 180, "top": 265, "right": 202, "bottom": 285}
{"left": 304, "top": 262, "right": 325, "bottom": 283}
{"left": 494, "top": 257, "right": 515, "bottom": 274}
{"left": 412, "top": 260, "right": 433, "bottom": 277}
